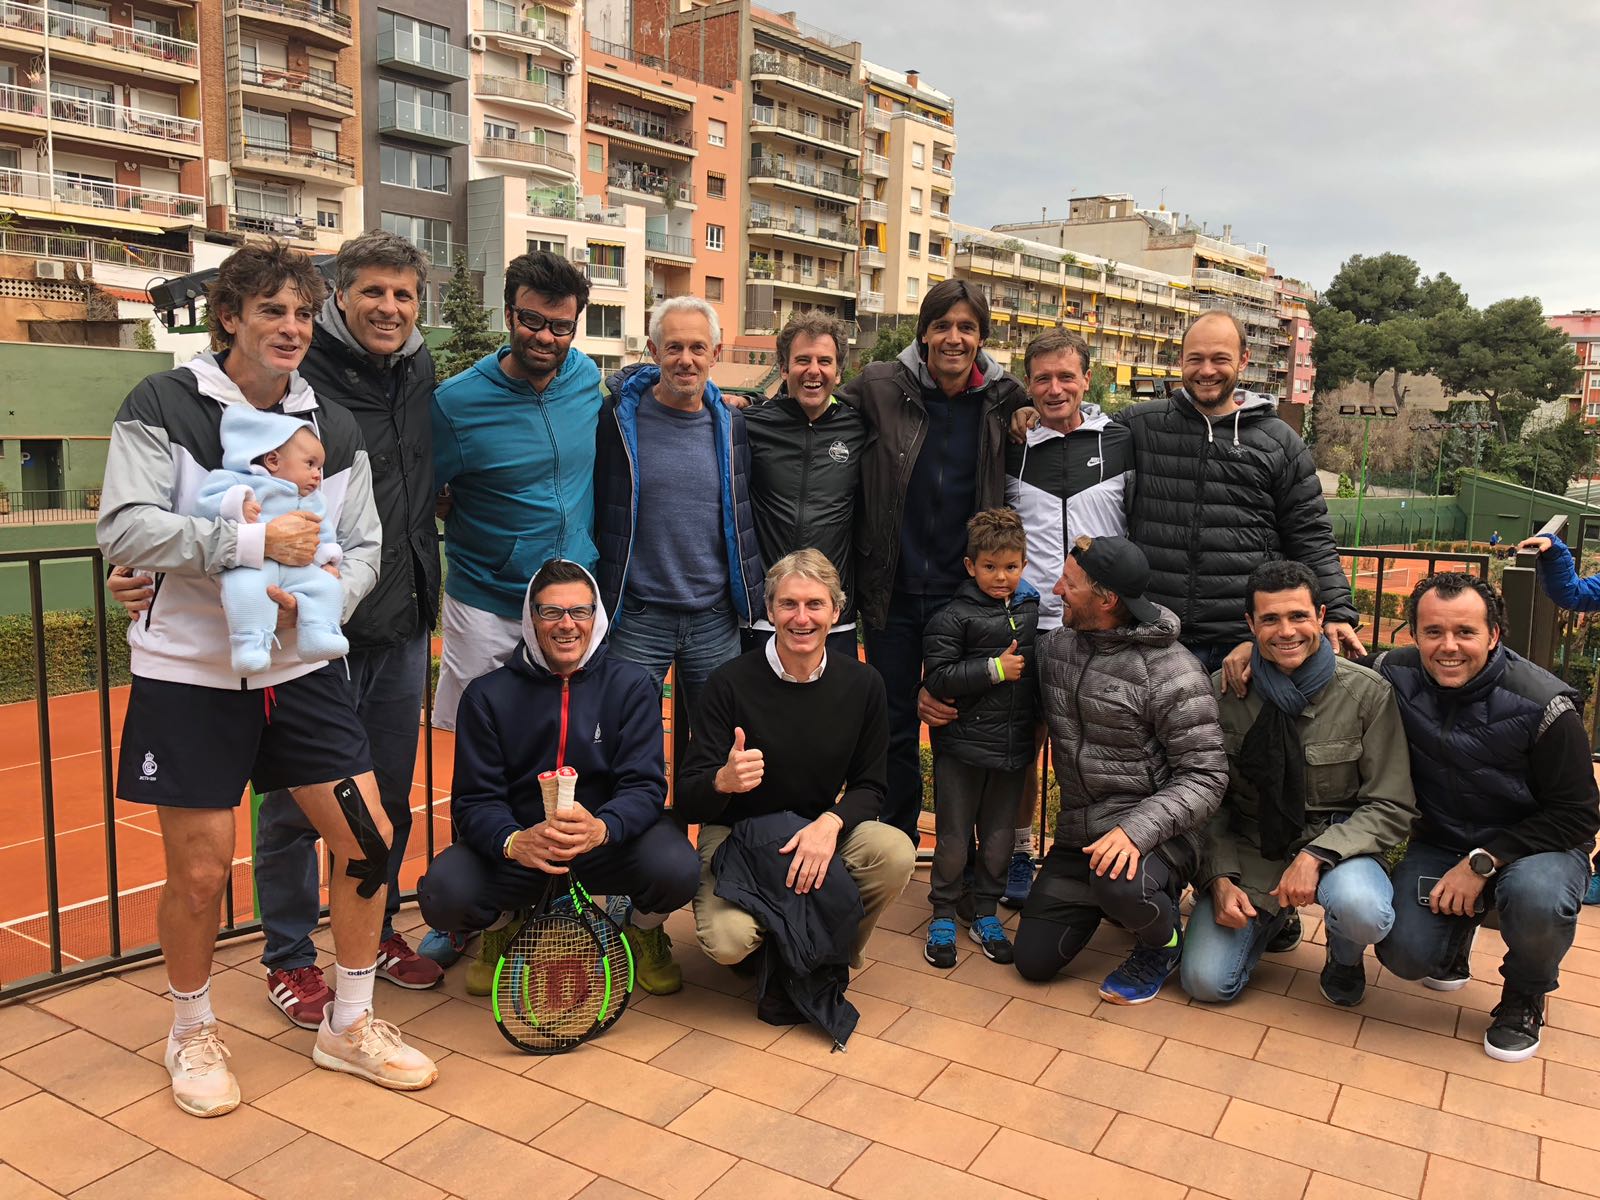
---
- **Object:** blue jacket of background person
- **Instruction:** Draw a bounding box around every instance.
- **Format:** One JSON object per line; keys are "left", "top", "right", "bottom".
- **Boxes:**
{"left": 431, "top": 346, "right": 603, "bottom": 619}
{"left": 1533, "top": 533, "right": 1600, "bottom": 612}
{"left": 595, "top": 364, "right": 765, "bottom": 622}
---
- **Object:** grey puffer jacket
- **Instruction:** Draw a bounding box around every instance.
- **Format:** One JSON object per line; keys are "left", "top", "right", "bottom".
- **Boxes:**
{"left": 1037, "top": 604, "right": 1228, "bottom": 865}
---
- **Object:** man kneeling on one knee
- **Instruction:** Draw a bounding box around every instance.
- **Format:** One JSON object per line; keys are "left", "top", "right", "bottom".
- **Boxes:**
{"left": 1185, "top": 561, "right": 1417, "bottom": 1009}
{"left": 418, "top": 560, "right": 699, "bottom": 995}
{"left": 676, "top": 550, "right": 916, "bottom": 971}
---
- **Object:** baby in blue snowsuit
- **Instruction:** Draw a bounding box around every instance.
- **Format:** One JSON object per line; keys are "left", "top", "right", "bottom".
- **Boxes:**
{"left": 196, "top": 405, "right": 350, "bottom": 674}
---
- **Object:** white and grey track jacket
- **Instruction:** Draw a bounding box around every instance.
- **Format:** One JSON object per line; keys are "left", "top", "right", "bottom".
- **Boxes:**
{"left": 97, "top": 352, "right": 381, "bottom": 690}
{"left": 1004, "top": 403, "right": 1133, "bottom": 630}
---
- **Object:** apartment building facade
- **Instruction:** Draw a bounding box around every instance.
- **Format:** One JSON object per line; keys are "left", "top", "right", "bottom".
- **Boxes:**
{"left": 363, "top": 0, "right": 470, "bottom": 324}
{"left": 1550, "top": 311, "right": 1600, "bottom": 424}
{"left": 1277, "top": 275, "right": 1317, "bottom": 405}
{"left": 996, "top": 196, "right": 1292, "bottom": 401}
{"left": 198, "top": 0, "right": 363, "bottom": 254}
{"left": 0, "top": 0, "right": 204, "bottom": 288}
{"left": 950, "top": 221, "right": 1196, "bottom": 389}
{"left": 858, "top": 62, "right": 954, "bottom": 334}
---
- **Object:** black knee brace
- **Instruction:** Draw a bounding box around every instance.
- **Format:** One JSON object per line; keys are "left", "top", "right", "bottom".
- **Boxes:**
{"left": 335, "top": 777, "right": 389, "bottom": 898}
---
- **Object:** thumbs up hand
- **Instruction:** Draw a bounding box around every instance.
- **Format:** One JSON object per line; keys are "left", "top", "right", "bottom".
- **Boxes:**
{"left": 997, "top": 639, "right": 1025, "bottom": 681}
{"left": 715, "top": 725, "right": 765, "bottom": 794}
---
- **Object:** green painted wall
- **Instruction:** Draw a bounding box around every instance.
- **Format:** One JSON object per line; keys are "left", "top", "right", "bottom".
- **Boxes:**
{"left": 0, "top": 529, "right": 100, "bottom": 616}
{"left": 0, "top": 344, "right": 171, "bottom": 496}
{"left": 1455, "top": 473, "right": 1600, "bottom": 544}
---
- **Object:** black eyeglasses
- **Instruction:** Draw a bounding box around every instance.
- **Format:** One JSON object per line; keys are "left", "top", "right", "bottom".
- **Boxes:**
{"left": 511, "top": 307, "right": 579, "bottom": 337}
{"left": 534, "top": 603, "right": 596, "bottom": 622}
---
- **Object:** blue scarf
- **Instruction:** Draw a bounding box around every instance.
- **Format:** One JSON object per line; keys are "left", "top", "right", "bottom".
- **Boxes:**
{"left": 1238, "top": 637, "right": 1337, "bottom": 859}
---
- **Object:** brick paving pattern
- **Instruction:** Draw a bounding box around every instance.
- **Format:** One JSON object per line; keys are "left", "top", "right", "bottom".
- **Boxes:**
{"left": 3, "top": 876, "right": 1600, "bottom": 1198}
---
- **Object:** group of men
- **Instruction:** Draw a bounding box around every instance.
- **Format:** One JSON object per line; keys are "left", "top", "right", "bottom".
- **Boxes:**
{"left": 98, "top": 230, "right": 1598, "bottom": 1120}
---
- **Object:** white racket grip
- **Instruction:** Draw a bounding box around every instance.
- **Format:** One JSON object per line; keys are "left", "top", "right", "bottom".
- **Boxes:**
{"left": 556, "top": 766, "right": 577, "bottom": 814}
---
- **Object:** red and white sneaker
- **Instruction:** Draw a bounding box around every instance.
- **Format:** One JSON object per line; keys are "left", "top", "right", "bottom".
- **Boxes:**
{"left": 266, "top": 965, "right": 333, "bottom": 1029}
{"left": 377, "top": 931, "right": 444, "bottom": 990}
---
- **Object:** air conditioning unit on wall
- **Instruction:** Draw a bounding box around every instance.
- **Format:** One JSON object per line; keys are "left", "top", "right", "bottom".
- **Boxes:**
{"left": 468, "top": 33, "right": 486, "bottom": 51}
{"left": 625, "top": 334, "right": 644, "bottom": 352}
{"left": 569, "top": 246, "right": 590, "bottom": 263}
{"left": 36, "top": 260, "right": 66, "bottom": 280}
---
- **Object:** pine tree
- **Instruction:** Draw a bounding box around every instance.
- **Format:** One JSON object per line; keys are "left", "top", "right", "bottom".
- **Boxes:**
{"left": 133, "top": 318, "right": 157, "bottom": 350}
{"left": 434, "top": 252, "right": 500, "bottom": 382}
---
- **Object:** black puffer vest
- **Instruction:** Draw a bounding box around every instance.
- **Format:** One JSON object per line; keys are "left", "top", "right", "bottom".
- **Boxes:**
{"left": 1377, "top": 645, "right": 1575, "bottom": 853}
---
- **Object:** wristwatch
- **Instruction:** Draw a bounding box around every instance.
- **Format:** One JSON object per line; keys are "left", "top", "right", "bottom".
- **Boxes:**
{"left": 1467, "top": 848, "right": 1497, "bottom": 878}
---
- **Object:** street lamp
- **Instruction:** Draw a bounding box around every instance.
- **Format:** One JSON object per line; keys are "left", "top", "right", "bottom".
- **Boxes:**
{"left": 1339, "top": 403, "right": 1399, "bottom": 553}
{"left": 1457, "top": 420, "right": 1496, "bottom": 544}
{"left": 1421, "top": 420, "right": 1452, "bottom": 543}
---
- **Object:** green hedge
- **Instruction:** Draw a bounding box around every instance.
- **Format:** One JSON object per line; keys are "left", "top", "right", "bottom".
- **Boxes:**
{"left": 0, "top": 609, "right": 133, "bottom": 704}
{"left": 1352, "top": 587, "right": 1406, "bottom": 622}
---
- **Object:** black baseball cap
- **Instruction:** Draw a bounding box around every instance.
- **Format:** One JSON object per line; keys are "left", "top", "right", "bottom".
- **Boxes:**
{"left": 1070, "top": 536, "right": 1161, "bottom": 625}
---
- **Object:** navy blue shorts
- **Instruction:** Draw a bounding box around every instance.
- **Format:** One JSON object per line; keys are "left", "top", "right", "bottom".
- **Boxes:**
{"left": 117, "top": 664, "right": 372, "bottom": 808}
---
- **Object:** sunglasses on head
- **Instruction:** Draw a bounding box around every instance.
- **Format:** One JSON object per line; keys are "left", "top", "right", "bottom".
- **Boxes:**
{"left": 510, "top": 307, "right": 578, "bottom": 337}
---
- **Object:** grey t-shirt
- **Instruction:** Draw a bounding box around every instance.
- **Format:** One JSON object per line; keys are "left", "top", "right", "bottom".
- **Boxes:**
{"left": 627, "top": 393, "right": 729, "bottom": 609}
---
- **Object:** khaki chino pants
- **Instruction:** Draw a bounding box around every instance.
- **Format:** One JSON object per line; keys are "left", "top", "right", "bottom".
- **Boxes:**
{"left": 694, "top": 820, "right": 916, "bottom": 970}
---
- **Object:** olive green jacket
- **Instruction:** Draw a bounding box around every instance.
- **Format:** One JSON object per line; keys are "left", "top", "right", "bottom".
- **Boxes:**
{"left": 1203, "top": 656, "right": 1418, "bottom": 914}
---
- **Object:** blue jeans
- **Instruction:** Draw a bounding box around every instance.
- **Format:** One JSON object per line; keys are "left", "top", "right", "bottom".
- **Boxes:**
{"left": 862, "top": 590, "right": 954, "bottom": 844}
{"left": 1376, "top": 840, "right": 1589, "bottom": 996}
{"left": 607, "top": 595, "right": 741, "bottom": 705}
{"left": 256, "top": 633, "right": 429, "bottom": 971}
{"left": 1181, "top": 855, "right": 1395, "bottom": 1003}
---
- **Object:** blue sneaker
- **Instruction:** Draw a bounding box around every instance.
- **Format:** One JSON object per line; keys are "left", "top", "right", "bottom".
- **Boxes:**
{"left": 1099, "top": 929, "right": 1182, "bottom": 1005}
{"left": 1585, "top": 871, "right": 1600, "bottom": 907}
{"left": 417, "top": 927, "right": 466, "bottom": 968}
{"left": 968, "top": 915, "right": 1014, "bottom": 964}
{"left": 924, "top": 918, "right": 958, "bottom": 969}
{"left": 1000, "top": 851, "right": 1035, "bottom": 910}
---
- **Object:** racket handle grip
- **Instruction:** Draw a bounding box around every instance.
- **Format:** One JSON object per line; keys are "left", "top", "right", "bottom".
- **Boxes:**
{"left": 556, "top": 765, "right": 577, "bottom": 813}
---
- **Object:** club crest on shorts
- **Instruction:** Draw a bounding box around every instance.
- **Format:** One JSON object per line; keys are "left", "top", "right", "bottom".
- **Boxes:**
{"left": 828, "top": 440, "right": 850, "bottom": 463}
{"left": 140, "top": 751, "right": 158, "bottom": 781}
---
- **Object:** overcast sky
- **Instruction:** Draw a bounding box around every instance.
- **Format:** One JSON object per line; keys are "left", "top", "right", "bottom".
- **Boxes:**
{"left": 793, "top": 0, "right": 1599, "bottom": 312}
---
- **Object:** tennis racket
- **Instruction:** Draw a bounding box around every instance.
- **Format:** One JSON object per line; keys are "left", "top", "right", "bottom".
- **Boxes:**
{"left": 491, "top": 874, "right": 614, "bottom": 1054}
{"left": 564, "top": 879, "right": 635, "bottom": 1034}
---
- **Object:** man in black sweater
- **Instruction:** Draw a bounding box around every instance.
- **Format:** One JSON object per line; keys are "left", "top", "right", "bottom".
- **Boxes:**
{"left": 677, "top": 550, "right": 916, "bottom": 970}
{"left": 1374, "top": 573, "right": 1599, "bottom": 1063}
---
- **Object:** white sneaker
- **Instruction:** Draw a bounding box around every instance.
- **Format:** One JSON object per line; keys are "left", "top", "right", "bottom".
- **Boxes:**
{"left": 312, "top": 1011, "right": 438, "bottom": 1090}
{"left": 164, "top": 1025, "right": 240, "bottom": 1118}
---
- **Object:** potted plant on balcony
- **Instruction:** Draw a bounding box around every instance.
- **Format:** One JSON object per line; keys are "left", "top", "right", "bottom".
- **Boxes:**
{"left": 0, "top": 485, "right": 10, "bottom": 516}
{"left": 84, "top": 489, "right": 101, "bottom": 512}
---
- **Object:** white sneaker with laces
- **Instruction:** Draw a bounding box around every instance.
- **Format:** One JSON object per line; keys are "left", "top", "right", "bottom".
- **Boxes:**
{"left": 312, "top": 1011, "right": 438, "bottom": 1090}
{"left": 164, "top": 1024, "right": 240, "bottom": 1118}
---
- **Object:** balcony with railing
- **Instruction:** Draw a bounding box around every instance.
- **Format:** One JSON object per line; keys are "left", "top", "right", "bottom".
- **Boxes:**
{"left": 35, "top": 90, "right": 204, "bottom": 152}
{"left": 749, "top": 103, "right": 854, "bottom": 150}
{"left": 1192, "top": 266, "right": 1276, "bottom": 301}
{"left": 234, "top": 59, "right": 355, "bottom": 116}
{"left": 758, "top": 263, "right": 850, "bottom": 294}
{"left": 929, "top": 206, "right": 951, "bottom": 224}
{"left": 377, "top": 29, "right": 469, "bottom": 81}
{"left": 927, "top": 249, "right": 950, "bottom": 267}
{"left": 377, "top": 99, "right": 468, "bottom": 146}
{"left": 586, "top": 34, "right": 734, "bottom": 91}
{"left": 863, "top": 153, "right": 890, "bottom": 179}
{"left": 475, "top": 137, "right": 577, "bottom": 177}
{"left": 0, "top": 166, "right": 203, "bottom": 224}
{"left": 748, "top": 51, "right": 862, "bottom": 103}
{"left": 588, "top": 102, "right": 694, "bottom": 150}
{"left": 747, "top": 212, "right": 855, "bottom": 248}
{"left": 585, "top": 262, "right": 626, "bottom": 288}
{"left": 748, "top": 156, "right": 860, "bottom": 201}
{"left": 0, "top": 0, "right": 45, "bottom": 44}
{"left": 858, "top": 245, "right": 885, "bottom": 269}
{"left": 608, "top": 163, "right": 693, "bottom": 205}
{"left": 859, "top": 198, "right": 888, "bottom": 223}
{"left": 228, "top": 206, "right": 317, "bottom": 241}
{"left": 477, "top": 6, "right": 572, "bottom": 56}
{"left": 44, "top": 8, "right": 199, "bottom": 76}
{"left": 228, "top": 0, "right": 352, "bottom": 45}
{"left": 478, "top": 74, "right": 573, "bottom": 117}
{"left": 233, "top": 136, "right": 356, "bottom": 182}
{"left": 645, "top": 230, "right": 694, "bottom": 259}
{"left": 866, "top": 106, "right": 890, "bottom": 132}
{"left": 857, "top": 290, "right": 885, "bottom": 313}
{"left": 0, "top": 225, "right": 193, "bottom": 272}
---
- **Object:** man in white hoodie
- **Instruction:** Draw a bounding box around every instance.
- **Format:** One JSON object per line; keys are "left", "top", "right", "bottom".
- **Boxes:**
{"left": 98, "top": 242, "right": 438, "bottom": 1118}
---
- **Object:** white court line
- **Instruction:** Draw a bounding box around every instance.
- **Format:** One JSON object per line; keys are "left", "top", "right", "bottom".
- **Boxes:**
{"left": 3, "top": 924, "right": 85, "bottom": 964}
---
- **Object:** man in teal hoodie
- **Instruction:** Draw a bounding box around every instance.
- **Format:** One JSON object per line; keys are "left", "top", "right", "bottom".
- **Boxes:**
{"left": 431, "top": 251, "right": 602, "bottom": 731}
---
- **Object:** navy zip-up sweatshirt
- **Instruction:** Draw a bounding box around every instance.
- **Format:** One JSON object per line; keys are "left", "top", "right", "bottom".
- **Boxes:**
{"left": 897, "top": 380, "right": 982, "bottom": 596}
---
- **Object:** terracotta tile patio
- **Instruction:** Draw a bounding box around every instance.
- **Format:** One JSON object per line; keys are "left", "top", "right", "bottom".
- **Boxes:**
{"left": 4, "top": 874, "right": 1600, "bottom": 1199}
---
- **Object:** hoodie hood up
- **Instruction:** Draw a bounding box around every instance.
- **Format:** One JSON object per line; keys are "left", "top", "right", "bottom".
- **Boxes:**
{"left": 519, "top": 561, "right": 610, "bottom": 676}
{"left": 183, "top": 349, "right": 318, "bottom": 415}
{"left": 216, "top": 403, "right": 318, "bottom": 474}
{"left": 320, "top": 292, "right": 424, "bottom": 367}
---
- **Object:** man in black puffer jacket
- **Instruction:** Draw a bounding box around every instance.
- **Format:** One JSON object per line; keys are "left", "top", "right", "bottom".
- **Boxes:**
{"left": 1374, "top": 573, "right": 1598, "bottom": 1065}
{"left": 921, "top": 509, "right": 1040, "bottom": 967}
{"left": 1115, "top": 310, "right": 1361, "bottom": 672}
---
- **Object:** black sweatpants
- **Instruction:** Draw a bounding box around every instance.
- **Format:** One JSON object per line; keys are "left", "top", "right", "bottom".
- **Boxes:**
{"left": 1013, "top": 839, "right": 1181, "bottom": 982}
{"left": 928, "top": 754, "right": 1023, "bottom": 921}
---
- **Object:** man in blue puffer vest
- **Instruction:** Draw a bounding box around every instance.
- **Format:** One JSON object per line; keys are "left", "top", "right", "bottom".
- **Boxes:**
{"left": 1374, "top": 572, "right": 1599, "bottom": 1064}
{"left": 431, "top": 251, "right": 601, "bottom": 732}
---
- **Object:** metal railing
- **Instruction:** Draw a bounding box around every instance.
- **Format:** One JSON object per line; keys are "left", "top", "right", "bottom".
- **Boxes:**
{"left": 866, "top": 107, "right": 890, "bottom": 132}
{"left": 645, "top": 230, "right": 693, "bottom": 257}
{"left": 0, "top": 226, "right": 193, "bottom": 272}
{"left": 750, "top": 104, "right": 854, "bottom": 148}
{"left": 588, "top": 102, "right": 693, "bottom": 147}
{"left": 858, "top": 290, "right": 884, "bottom": 312}
{"left": 38, "top": 90, "right": 204, "bottom": 146}
{"left": 479, "top": 74, "right": 572, "bottom": 112}
{"left": 748, "top": 52, "right": 863, "bottom": 101}
{"left": 234, "top": 58, "right": 354, "bottom": 109}
{"left": 0, "top": 489, "right": 102, "bottom": 525}
{"left": 236, "top": 136, "right": 357, "bottom": 179}
{"left": 228, "top": 0, "right": 352, "bottom": 40}
{"left": 228, "top": 207, "right": 317, "bottom": 240}
{"left": 859, "top": 199, "right": 888, "bottom": 222}
{"left": 0, "top": 166, "right": 204, "bottom": 220}
{"left": 0, "top": 0, "right": 44, "bottom": 35}
{"left": 858, "top": 245, "right": 885, "bottom": 268}
{"left": 863, "top": 153, "right": 890, "bottom": 178}
{"left": 475, "top": 137, "right": 576, "bottom": 174}
{"left": 377, "top": 28, "right": 469, "bottom": 79}
{"left": 748, "top": 156, "right": 861, "bottom": 198}
{"left": 586, "top": 262, "right": 626, "bottom": 288}
{"left": 747, "top": 212, "right": 855, "bottom": 246}
{"left": 609, "top": 165, "right": 692, "bottom": 202}
{"left": 46, "top": 10, "right": 199, "bottom": 66}
{"left": 586, "top": 35, "right": 733, "bottom": 91}
{"left": 478, "top": 6, "right": 568, "bottom": 49}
